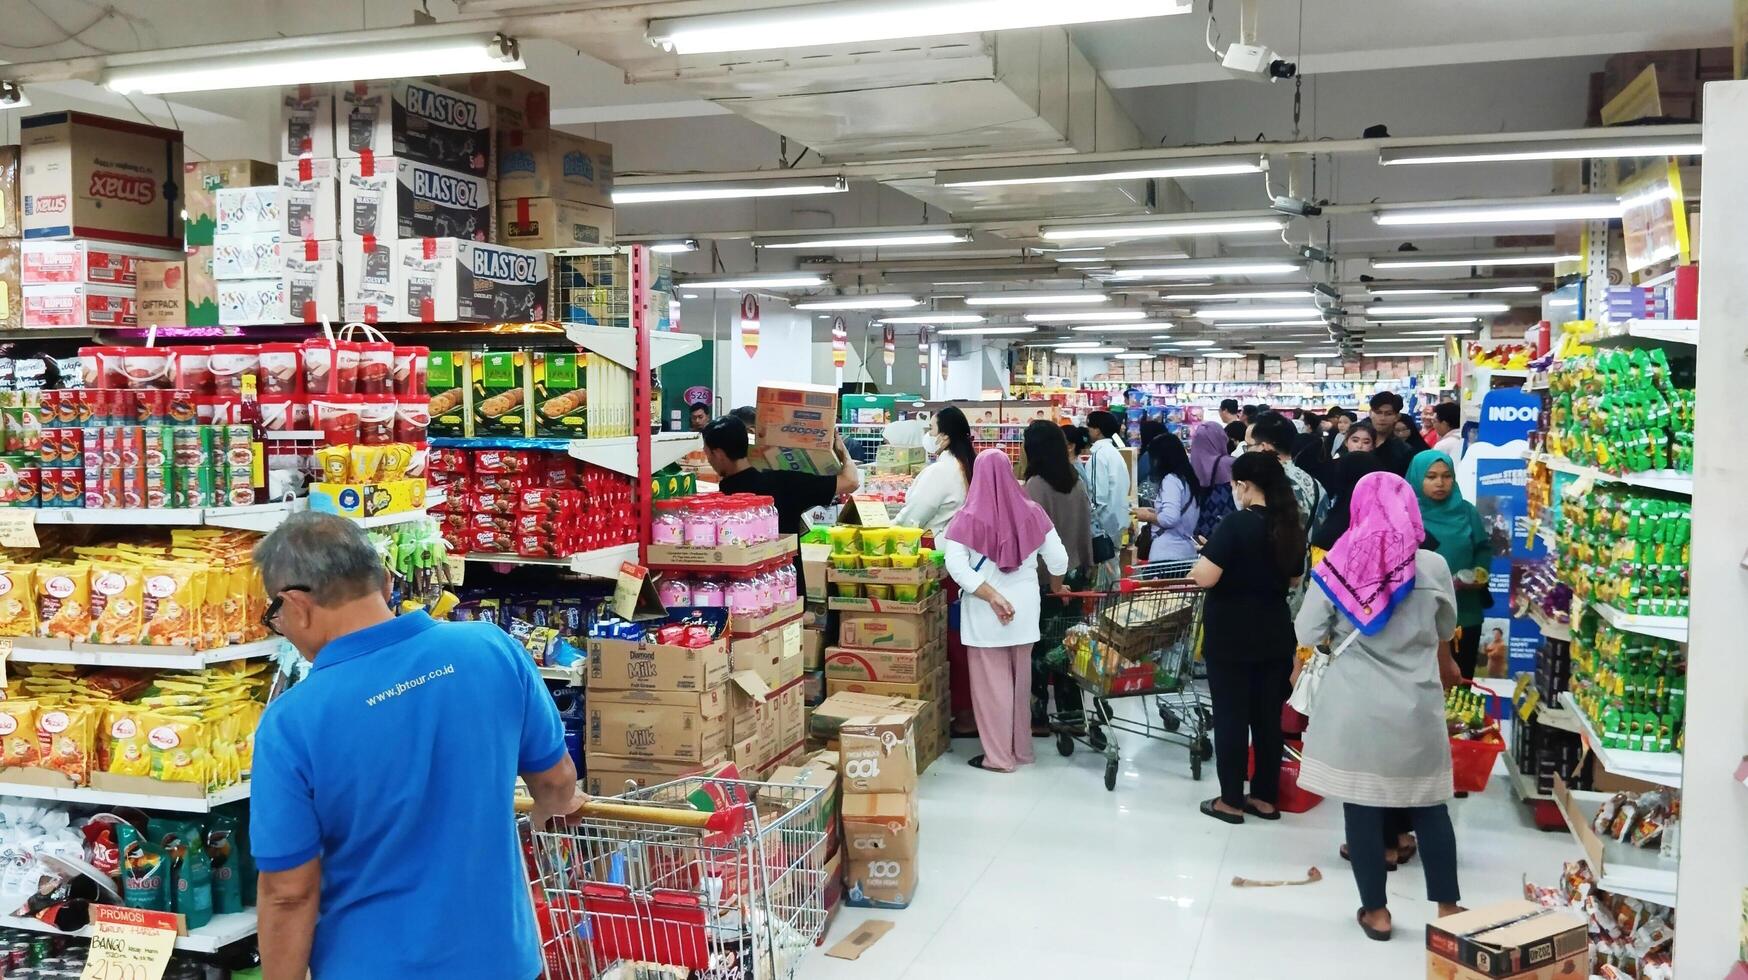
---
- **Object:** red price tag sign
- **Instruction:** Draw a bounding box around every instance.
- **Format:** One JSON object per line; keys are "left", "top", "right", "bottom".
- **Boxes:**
{"left": 81, "top": 905, "right": 180, "bottom": 980}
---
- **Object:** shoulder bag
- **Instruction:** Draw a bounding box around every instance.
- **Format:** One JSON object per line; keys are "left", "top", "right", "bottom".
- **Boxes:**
{"left": 1088, "top": 442, "right": 1118, "bottom": 563}
{"left": 1286, "top": 625, "right": 1363, "bottom": 716}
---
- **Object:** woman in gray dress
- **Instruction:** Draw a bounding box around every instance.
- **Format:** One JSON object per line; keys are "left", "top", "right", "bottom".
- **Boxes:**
{"left": 1294, "top": 470, "right": 1465, "bottom": 941}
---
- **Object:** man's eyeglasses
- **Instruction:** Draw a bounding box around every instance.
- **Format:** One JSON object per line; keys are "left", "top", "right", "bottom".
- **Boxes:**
{"left": 263, "top": 585, "right": 313, "bottom": 636}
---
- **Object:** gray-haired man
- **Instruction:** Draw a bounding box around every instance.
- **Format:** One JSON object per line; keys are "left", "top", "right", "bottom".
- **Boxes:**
{"left": 248, "top": 513, "right": 581, "bottom": 980}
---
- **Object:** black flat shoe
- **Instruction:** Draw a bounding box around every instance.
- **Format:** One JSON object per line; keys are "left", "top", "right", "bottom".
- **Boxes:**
{"left": 967, "top": 754, "right": 1008, "bottom": 772}
{"left": 1200, "top": 798, "right": 1244, "bottom": 825}
{"left": 1357, "top": 909, "right": 1392, "bottom": 942}
{"left": 1243, "top": 801, "right": 1282, "bottom": 821}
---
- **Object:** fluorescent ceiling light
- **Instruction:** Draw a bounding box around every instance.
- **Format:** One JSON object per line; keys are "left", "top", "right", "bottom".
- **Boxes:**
{"left": 967, "top": 292, "right": 1108, "bottom": 306}
{"left": 1369, "top": 351, "right": 1441, "bottom": 357}
{"left": 1162, "top": 289, "right": 1313, "bottom": 301}
{"left": 647, "top": 239, "right": 699, "bottom": 254}
{"left": 1024, "top": 310, "right": 1148, "bottom": 323}
{"left": 1168, "top": 340, "right": 1218, "bottom": 348}
{"left": 681, "top": 293, "right": 699, "bottom": 299}
{"left": 1293, "top": 352, "right": 1342, "bottom": 358}
{"left": 684, "top": 273, "right": 829, "bottom": 289}
{"left": 756, "top": 231, "right": 970, "bottom": 249}
{"left": 1406, "top": 329, "right": 1478, "bottom": 335}
{"left": 647, "top": 0, "right": 1192, "bottom": 54}
{"left": 1069, "top": 322, "right": 1173, "bottom": 332}
{"left": 1151, "top": 333, "right": 1174, "bottom": 338}
{"left": 795, "top": 296, "right": 920, "bottom": 310}
{"left": 938, "top": 325, "right": 1036, "bottom": 336}
{"left": 1055, "top": 257, "right": 1111, "bottom": 264}
{"left": 876, "top": 314, "right": 985, "bottom": 324}
{"left": 1365, "top": 302, "right": 1509, "bottom": 315}
{"left": 1051, "top": 342, "right": 1105, "bottom": 349}
{"left": 0, "top": 82, "right": 28, "bottom": 111}
{"left": 1379, "top": 133, "right": 1704, "bottom": 166}
{"left": 1357, "top": 316, "right": 1478, "bottom": 325}
{"left": 1368, "top": 285, "right": 1541, "bottom": 297}
{"left": 1041, "top": 216, "right": 1286, "bottom": 243}
{"left": 1112, "top": 352, "right": 1157, "bottom": 360}
{"left": 939, "top": 154, "right": 1263, "bottom": 188}
{"left": 1245, "top": 340, "right": 1308, "bottom": 346}
{"left": 1365, "top": 337, "right": 1452, "bottom": 344}
{"left": 1072, "top": 346, "right": 1127, "bottom": 355}
{"left": 1195, "top": 305, "right": 1324, "bottom": 320}
{"left": 614, "top": 176, "right": 847, "bottom": 205}
{"left": 1106, "top": 260, "right": 1303, "bottom": 280}
{"left": 1371, "top": 253, "right": 1581, "bottom": 270}
{"left": 1227, "top": 319, "right": 1328, "bottom": 327}
{"left": 1548, "top": 298, "right": 1580, "bottom": 308}
{"left": 1374, "top": 198, "right": 1622, "bottom": 226}
{"left": 104, "top": 32, "right": 522, "bottom": 94}
{"left": 1204, "top": 352, "right": 1245, "bottom": 359}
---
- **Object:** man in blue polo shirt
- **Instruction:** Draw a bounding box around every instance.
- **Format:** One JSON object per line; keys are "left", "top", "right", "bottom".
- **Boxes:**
{"left": 249, "top": 514, "right": 583, "bottom": 979}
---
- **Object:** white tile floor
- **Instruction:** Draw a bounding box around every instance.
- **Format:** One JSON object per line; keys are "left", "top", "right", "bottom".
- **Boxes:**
{"left": 807, "top": 708, "right": 1573, "bottom": 979}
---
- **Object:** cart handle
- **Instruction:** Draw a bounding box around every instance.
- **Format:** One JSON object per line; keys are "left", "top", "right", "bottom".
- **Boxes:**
{"left": 515, "top": 796, "right": 749, "bottom": 834}
{"left": 1117, "top": 577, "right": 1200, "bottom": 593}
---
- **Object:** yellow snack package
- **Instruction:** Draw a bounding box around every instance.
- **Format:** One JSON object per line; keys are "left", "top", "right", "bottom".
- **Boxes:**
{"left": 890, "top": 527, "right": 924, "bottom": 556}
{"left": 891, "top": 582, "right": 921, "bottom": 602}
{"left": 858, "top": 527, "right": 890, "bottom": 557}
{"left": 379, "top": 443, "right": 413, "bottom": 481}
{"left": 145, "top": 713, "right": 207, "bottom": 784}
{"left": 36, "top": 704, "right": 96, "bottom": 785}
{"left": 889, "top": 553, "right": 921, "bottom": 569}
{"left": 37, "top": 563, "right": 91, "bottom": 642}
{"left": 829, "top": 525, "right": 860, "bottom": 556}
{"left": 349, "top": 444, "right": 386, "bottom": 483}
{"left": 0, "top": 700, "right": 40, "bottom": 767}
{"left": 0, "top": 564, "right": 36, "bottom": 637}
{"left": 316, "top": 445, "right": 351, "bottom": 483}
{"left": 89, "top": 561, "right": 145, "bottom": 645}
{"left": 103, "top": 705, "right": 151, "bottom": 776}
{"left": 140, "top": 562, "right": 204, "bottom": 648}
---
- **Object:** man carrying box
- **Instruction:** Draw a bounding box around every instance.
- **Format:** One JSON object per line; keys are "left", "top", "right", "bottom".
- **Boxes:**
{"left": 702, "top": 414, "right": 859, "bottom": 534}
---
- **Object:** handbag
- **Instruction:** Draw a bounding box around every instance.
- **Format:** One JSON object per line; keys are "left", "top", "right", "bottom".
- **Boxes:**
{"left": 1286, "top": 625, "right": 1363, "bottom": 716}
{"left": 1088, "top": 441, "right": 1118, "bottom": 562}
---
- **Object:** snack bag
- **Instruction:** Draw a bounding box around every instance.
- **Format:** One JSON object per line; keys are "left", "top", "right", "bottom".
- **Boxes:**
{"left": 177, "top": 832, "right": 215, "bottom": 928}
{"left": 141, "top": 561, "right": 204, "bottom": 648}
{"left": 105, "top": 705, "right": 152, "bottom": 777}
{"left": 117, "top": 821, "right": 173, "bottom": 911}
{"left": 0, "top": 700, "right": 40, "bottom": 767}
{"left": 36, "top": 563, "right": 90, "bottom": 642}
{"left": 89, "top": 560, "right": 146, "bottom": 645}
{"left": 0, "top": 564, "right": 35, "bottom": 637}
{"left": 146, "top": 713, "right": 208, "bottom": 785}
{"left": 206, "top": 812, "right": 243, "bottom": 914}
{"left": 36, "top": 704, "right": 95, "bottom": 784}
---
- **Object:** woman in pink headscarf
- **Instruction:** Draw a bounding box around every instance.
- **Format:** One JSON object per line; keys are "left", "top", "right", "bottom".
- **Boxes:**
{"left": 942, "top": 450, "right": 1070, "bottom": 772}
{"left": 1294, "top": 471, "right": 1466, "bottom": 942}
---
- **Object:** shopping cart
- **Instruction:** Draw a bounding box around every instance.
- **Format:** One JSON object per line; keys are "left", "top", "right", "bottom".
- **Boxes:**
{"left": 525, "top": 777, "right": 831, "bottom": 980}
{"left": 1038, "top": 559, "right": 1212, "bottom": 791}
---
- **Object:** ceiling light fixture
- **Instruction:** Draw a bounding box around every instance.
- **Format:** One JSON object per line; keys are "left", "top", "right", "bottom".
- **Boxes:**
{"left": 1041, "top": 216, "right": 1287, "bottom": 243}
{"left": 795, "top": 296, "right": 921, "bottom": 310}
{"left": 1364, "top": 302, "right": 1510, "bottom": 316}
{"left": 647, "top": 239, "right": 699, "bottom": 254}
{"left": 1162, "top": 289, "right": 1313, "bottom": 301}
{"left": 1168, "top": 340, "right": 1218, "bottom": 348}
{"left": 1244, "top": 340, "right": 1310, "bottom": 346}
{"left": 1106, "top": 260, "right": 1303, "bottom": 280}
{"left": 1378, "top": 132, "right": 1704, "bottom": 166}
{"left": 1054, "top": 256, "right": 1112, "bottom": 264}
{"left": 678, "top": 272, "right": 828, "bottom": 288}
{"left": 1367, "top": 285, "right": 1541, "bottom": 297}
{"left": 1112, "top": 352, "right": 1157, "bottom": 360}
{"left": 1072, "top": 346, "right": 1127, "bottom": 355}
{"left": 1068, "top": 322, "right": 1174, "bottom": 332}
{"left": 1368, "top": 351, "right": 1442, "bottom": 357}
{"left": 1022, "top": 310, "right": 1148, "bottom": 323}
{"left": 1365, "top": 337, "right": 1455, "bottom": 345}
{"left": 614, "top": 175, "right": 847, "bottom": 205}
{"left": 1357, "top": 316, "right": 1478, "bottom": 325}
{"left": 1221, "top": 319, "right": 1329, "bottom": 328}
{"left": 1405, "top": 328, "right": 1479, "bottom": 335}
{"left": 966, "top": 292, "right": 1108, "bottom": 306}
{"left": 648, "top": 0, "right": 1192, "bottom": 54}
{"left": 937, "top": 325, "right": 1037, "bottom": 336}
{"left": 1203, "top": 352, "right": 1245, "bottom": 359}
{"left": 876, "top": 314, "right": 985, "bottom": 324}
{"left": 756, "top": 231, "right": 970, "bottom": 249}
{"left": 939, "top": 154, "right": 1263, "bottom": 188}
{"left": 103, "top": 32, "right": 522, "bottom": 94}
{"left": 1373, "top": 197, "right": 1622, "bottom": 226}
{"left": 1370, "top": 252, "right": 1582, "bottom": 270}
{"left": 1194, "top": 305, "right": 1325, "bottom": 320}
{"left": 1051, "top": 342, "right": 1105, "bottom": 349}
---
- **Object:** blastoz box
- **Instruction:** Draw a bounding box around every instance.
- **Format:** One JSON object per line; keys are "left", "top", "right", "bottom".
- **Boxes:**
{"left": 277, "top": 159, "right": 338, "bottom": 242}
{"left": 278, "top": 240, "right": 339, "bottom": 323}
{"left": 341, "top": 238, "right": 404, "bottom": 323}
{"left": 340, "top": 156, "right": 490, "bottom": 242}
{"left": 338, "top": 81, "right": 493, "bottom": 179}
{"left": 278, "top": 86, "right": 335, "bottom": 160}
{"left": 20, "top": 111, "right": 184, "bottom": 248}
{"left": 398, "top": 238, "right": 548, "bottom": 323}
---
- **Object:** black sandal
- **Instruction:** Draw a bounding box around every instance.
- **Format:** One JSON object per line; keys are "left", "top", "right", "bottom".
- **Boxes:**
{"left": 1243, "top": 801, "right": 1282, "bottom": 821}
{"left": 1356, "top": 908, "right": 1392, "bottom": 942}
{"left": 967, "top": 754, "right": 1008, "bottom": 772}
{"left": 1200, "top": 798, "right": 1244, "bottom": 825}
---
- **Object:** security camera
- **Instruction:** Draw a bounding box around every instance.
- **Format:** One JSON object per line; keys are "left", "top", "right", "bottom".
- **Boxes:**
{"left": 1222, "top": 43, "right": 1297, "bottom": 82}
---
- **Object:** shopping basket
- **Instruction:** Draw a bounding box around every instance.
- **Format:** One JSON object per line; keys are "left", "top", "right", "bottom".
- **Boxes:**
{"left": 524, "top": 777, "right": 831, "bottom": 980}
{"left": 1450, "top": 731, "right": 1507, "bottom": 794}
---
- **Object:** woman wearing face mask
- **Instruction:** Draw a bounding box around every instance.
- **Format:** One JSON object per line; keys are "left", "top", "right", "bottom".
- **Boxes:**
{"left": 1407, "top": 451, "right": 1492, "bottom": 679}
{"left": 895, "top": 405, "right": 976, "bottom": 534}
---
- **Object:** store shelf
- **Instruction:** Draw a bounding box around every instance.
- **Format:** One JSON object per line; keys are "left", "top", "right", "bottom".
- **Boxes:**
{"left": 4, "top": 636, "right": 286, "bottom": 670}
{"left": 461, "top": 542, "right": 637, "bottom": 579}
{"left": 350, "top": 507, "right": 432, "bottom": 529}
{"left": 27, "top": 497, "right": 433, "bottom": 532}
{"left": 0, "top": 779, "right": 250, "bottom": 813}
{"left": 1536, "top": 701, "right": 1583, "bottom": 736}
{"left": 1502, "top": 746, "right": 1552, "bottom": 802}
{"left": 1522, "top": 451, "right": 1694, "bottom": 496}
{"left": 1579, "top": 319, "right": 1700, "bottom": 350}
{"left": 1550, "top": 781, "right": 1679, "bottom": 906}
{"left": 1590, "top": 601, "right": 1688, "bottom": 643}
{"left": 0, "top": 909, "right": 258, "bottom": 953}
{"left": 569, "top": 432, "right": 697, "bottom": 477}
{"left": 1528, "top": 607, "right": 1572, "bottom": 643}
{"left": 1558, "top": 692, "right": 1683, "bottom": 788}
{"left": 563, "top": 324, "right": 701, "bottom": 371}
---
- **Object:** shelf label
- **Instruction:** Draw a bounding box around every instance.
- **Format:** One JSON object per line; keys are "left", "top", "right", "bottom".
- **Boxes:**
{"left": 612, "top": 562, "right": 665, "bottom": 622}
{"left": 81, "top": 904, "right": 180, "bottom": 980}
{"left": 0, "top": 512, "right": 38, "bottom": 549}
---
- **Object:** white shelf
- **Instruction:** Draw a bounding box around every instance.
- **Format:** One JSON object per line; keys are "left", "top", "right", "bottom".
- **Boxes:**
{"left": 5, "top": 636, "right": 286, "bottom": 670}
{"left": 0, "top": 909, "right": 257, "bottom": 953}
{"left": 1580, "top": 319, "right": 1700, "bottom": 350}
{"left": 463, "top": 552, "right": 572, "bottom": 567}
{"left": 28, "top": 497, "right": 436, "bottom": 532}
{"left": 1558, "top": 692, "right": 1683, "bottom": 788}
{"left": 350, "top": 507, "right": 431, "bottom": 529}
{"left": 0, "top": 779, "right": 251, "bottom": 813}
{"left": 460, "top": 543, "right": 637, "bottom": 579}
{"left": 568, "top": 432, "right": 697, "bottom": 477}
{"left": 563, "top": 324, "right": 702, "bottom": 371}
{"left": 1590, "top": 601, "right": 1688, "bottom": 643}
{"left": 1522, "top": 451, "right": 1694, "bottom": 496}
{"left": 1550, "top": 782, "right": 1679, "bottom": 906}
{"left": 1529, "top": 607, "right": 1572, "bottom": 643}
{"left": 1502, "top": 745, "right": 1551, "bottom": 803}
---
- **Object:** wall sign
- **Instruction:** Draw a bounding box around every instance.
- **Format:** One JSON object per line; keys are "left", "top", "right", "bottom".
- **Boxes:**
{"left": 882, "top": 325, "right": 895, "bottom": 384}
{"left": 831, "top": 317, "right": 847, "bottom": 368}
{"left": 1467, "top": 387, "right": 1546, "bottom": 680}
{"left": 739, "top": 294, "right": 760, "bottom": 356}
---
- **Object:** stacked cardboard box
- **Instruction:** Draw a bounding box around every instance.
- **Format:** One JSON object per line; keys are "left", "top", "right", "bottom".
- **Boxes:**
{"left": 824, "top": 559, "right": 951, "bottom": 770}
{"left": 838, "top": 709, "right": 921, "bottom": 910}
{"left": 584, "top": 619, "right": 731, "bottom": 796}
{"left": 754, "top": 382, "right": 840, "bottom": 475}
{"left": 495, "top": 130, "right": 614, "bottom": 249}
{"left": 19, "top": 240, "right": 181, "bottom": 330}
{"left": 759, "top": 754, "right": 843, "bottom": 920}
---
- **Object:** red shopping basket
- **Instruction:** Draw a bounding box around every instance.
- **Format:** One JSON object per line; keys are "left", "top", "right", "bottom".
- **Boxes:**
{"left": 1246, "top": 741, "right": 1324, "bottom": 813}
{"left": 1449, "top": 732, "right": 1506, "bottom": 793}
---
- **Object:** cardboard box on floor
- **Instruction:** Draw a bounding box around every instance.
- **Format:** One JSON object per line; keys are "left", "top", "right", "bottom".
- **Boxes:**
{"left": 843, "top": 789, "right": 920, "bottom": 910}
{"left": 583, "top": 753, "right": 724, "bottom": 797}
{"left": 839, "top": 714, "right": 918, "bottom": 795}
{"left": 1425, "top": 901, "right": 1587, "bottom": 980}
{"left": 586, "top": 687, "right": 730, "bottom": 763}
{"left": 588, "top": 633, "right": 731, "bottom": 693}
{"left": 809, "top": 691, "right": 924, "bottom": 741}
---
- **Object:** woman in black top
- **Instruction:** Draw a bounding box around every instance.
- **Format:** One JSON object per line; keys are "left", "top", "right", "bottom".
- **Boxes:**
{"left": 1189, "top": 452, "right": 1307, "bottom": 825}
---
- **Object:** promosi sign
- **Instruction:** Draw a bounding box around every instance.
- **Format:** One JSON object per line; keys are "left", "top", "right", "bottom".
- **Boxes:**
{"left": 20, "top": 110, "right": 185, "bottom": 248}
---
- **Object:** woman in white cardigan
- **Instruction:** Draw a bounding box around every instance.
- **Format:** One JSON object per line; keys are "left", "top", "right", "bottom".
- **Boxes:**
{"left": 894, "top": 405, "right": 975, "bottom": 534}
{"left": 943, "top": 450, "right": 1070, "bottom": 772}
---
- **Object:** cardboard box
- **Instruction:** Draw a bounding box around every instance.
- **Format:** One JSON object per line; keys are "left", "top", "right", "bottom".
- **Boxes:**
{"left": 756, "top": 382, "right": 837, "bottom": 450}
{"left": 398, "top": 237, "right": 549, "bottom": 323}
{"left": 646, "top": 534, "right": 797, "bottom": 570}
{"left": 0, "top": 146, "right": 19, "bottom": 239}
{"left": 22, "top": 283, "right": 135, "bottom": 329}
{"left": 497, "top": 196, "right": 613, "bottom": 248}
{"left": 496, "top": 129, "right": 612, "bottom": 205}
{"left": 587, "top": 687, "right": 730, "bottom": 763}
{"left": 827, "top": 669, "right": 943, "bottom": 705}
{"left": 583, "top": 753, "right": 722, "bottom": 797}
{"left": 340, "top": 156, "right": 491, "bottom": 242}
{"left": 837, "top": 605, "right": 938, "bottom": 651}
{"left": 19, "top": 111, "right": 184, "bottom": 249}
{"left": 278, "top": 86, "right": 335, "bottom": 160}
{"left": 216, "top": 278, "right": 284, "bottom": 326}
{"left": 802, "top": 627, "right": 826, "bottom": 671}
{"left": 193, "top": 161, "right": 279, "bottom": 244}
{"left": 801, "top": 542, "right": 831, "bottom": 602}
{"left": 341, "top": 237, "right": 404, "bottom": 323}
{"left": 338, "top": 81, "right": 493, "bottom": 179}
{"left": 873, "top": 444, "right": 926, "bottom": 473}
{"left": 0, "top": 241, "right": 19, "bottom": 333}
{"left": 433, "top": 72, "right": 551, "bottom": 130}
{"left": 278, "top": 240, "right": 340, "bottom": 323}
{"left": 775, "top": 619, "right": 806, "bottom": 686}
{"left": 1425, "top": 902, "right": 1587, "bottom": 979}
{"left": 21, "top": 240, "right": 176, "bottom": 285}
{"left": 760, "top": 762, "right": 837, "bottom": 830}
{"left": 842, "top": 791, "right": 919, "bottom": 860}
{"left": 212, "top": 232, "right": 282, "bottom": 280}
{"left": 839, "top": 714, "right": 918, "bottom": 794}
{"left": 844, "top": 853, "right": 919, "bottom": 910}
{"left": 729, "top": 597, "right": 804, "bottom": 638}
{"left": 587, "top": 634, "right": 731, "bottom": 692}
{"left": 277, "top": 159, "right": 338, "bottom": 242}
{"left": 729, "top": 631, "right": 783, "bottom": 692}
{"left": 184, "top": 246, "right": 216, "bottom": 326}
{"left": 134, "top": 259, "right": 185, "bottom": 326}
{"left": 754, "top": 444, "right": 841, "bottom": 477}
{"left": 831, "top": 592, "right": 943, "bottom": 617}
{"left": 824, "top": 645, "right": 934, "bottom": 685}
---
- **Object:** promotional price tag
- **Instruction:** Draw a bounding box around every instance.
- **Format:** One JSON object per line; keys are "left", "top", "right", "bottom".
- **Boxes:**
{"left": 844, "top": 496, "right": 891, "bottom": 527}
{"left": 80, "top": 905, "right": 180, "bottom": 980}
{"left": 612, "top": 562, "right": 648, "bottom": 620}
{"left": 443, "top": 554, "right": 466, "bottom": 586}
{"left": 0, "top": 512, "right": 38, "bottom": 549}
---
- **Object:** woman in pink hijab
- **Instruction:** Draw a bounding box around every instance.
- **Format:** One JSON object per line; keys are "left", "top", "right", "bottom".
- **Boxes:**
{"left": 942, "top": 450, "right": 1071, "bottom": 772}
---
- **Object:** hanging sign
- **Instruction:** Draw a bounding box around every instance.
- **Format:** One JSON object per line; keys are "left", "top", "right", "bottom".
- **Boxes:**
{"left": 882, "top": 325, "right": 895, "bottom": 384}
{"left": 739, "top": 294, "right": 761, "bottom": 356}
{"left": 683, "top": 385, "right": 712, "bottom": 408}
{"left": 831, "top": 318, "right": 847, "bottom": 368}
{"left": 80, "top": 905, "right": 180, "bottom": 980}
{"left": 917, "top": 326, "right": 929, "bottom": 373}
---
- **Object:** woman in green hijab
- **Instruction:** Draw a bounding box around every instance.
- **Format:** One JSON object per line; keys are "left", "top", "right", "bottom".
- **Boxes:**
{"left": 1407, "top": 450, "right": 1493, "bottom": 678}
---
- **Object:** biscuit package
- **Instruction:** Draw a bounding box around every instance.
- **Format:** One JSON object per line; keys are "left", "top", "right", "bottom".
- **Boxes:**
{"left": 472, "top": 351, "right": 532, "bottom": 438}
{"left": 533, "top": 352, "right": 587, "bottom": 437}
{"left": 427, "top": 350, "right": 469, "bottom": 437}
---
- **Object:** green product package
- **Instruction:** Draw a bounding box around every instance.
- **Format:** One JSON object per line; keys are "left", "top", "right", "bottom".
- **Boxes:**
{"left": 533, "top": 352, "right": 587, "bottom": 437}
{"left": 117, "top": 822, "right": 173, "bottom": 911}
{"left": 177, "top": 834, "right": 215, "bottom": 929}
{"left": 206, "top": 812, "right": 243, "bottom": 914}
{"left": 473, "top": 351, "right": 532, "bottom": 437}
{"left": 232, "top": 803, "right": 258, "bottom": 907}
{"left": 426, "top": 351, "right": 470, "bottom": 437}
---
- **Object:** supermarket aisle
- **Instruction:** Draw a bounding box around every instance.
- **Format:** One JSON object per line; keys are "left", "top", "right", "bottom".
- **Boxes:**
{"left": 809, "top": 712, "right": 1569, "bottom": 979}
